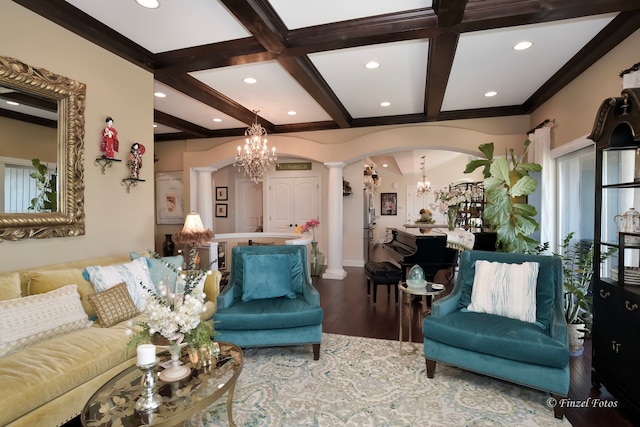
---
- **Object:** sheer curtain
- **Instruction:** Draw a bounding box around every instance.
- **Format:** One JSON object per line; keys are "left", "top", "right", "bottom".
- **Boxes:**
{"left": 528, "top": 126, "right": 556, "bottom": 251}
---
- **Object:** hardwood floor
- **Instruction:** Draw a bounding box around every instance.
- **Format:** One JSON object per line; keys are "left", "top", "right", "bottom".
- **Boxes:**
{"left": 313, "top": 262, "right": 638, "bottom": 427}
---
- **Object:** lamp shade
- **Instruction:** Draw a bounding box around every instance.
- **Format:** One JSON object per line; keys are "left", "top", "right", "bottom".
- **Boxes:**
{"left": 182, "top": 212, "right": 205, "bottom": 233}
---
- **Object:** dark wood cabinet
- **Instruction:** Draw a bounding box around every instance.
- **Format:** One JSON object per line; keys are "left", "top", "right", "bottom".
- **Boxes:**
{"left": 590, "top": 88, "right": 640, "bottom": 416}
{"left": 451, "top": 181, "right": 485, "bottom": 232}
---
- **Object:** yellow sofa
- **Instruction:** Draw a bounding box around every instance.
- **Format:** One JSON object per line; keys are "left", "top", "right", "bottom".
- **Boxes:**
{"left": 0, "top": 253, "right": 221, "bottom": 427}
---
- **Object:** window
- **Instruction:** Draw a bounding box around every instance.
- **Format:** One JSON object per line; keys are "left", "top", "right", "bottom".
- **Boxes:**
{"left": 1, "top": 157, "right": 55, "bottom": 213}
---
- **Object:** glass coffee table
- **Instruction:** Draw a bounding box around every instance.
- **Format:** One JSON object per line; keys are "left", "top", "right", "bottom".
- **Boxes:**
{"left": 398, "top": 282, "right": 445, "bottom": 355}
{"left": 81, "top": 341, "right": 243, "bottom": 427}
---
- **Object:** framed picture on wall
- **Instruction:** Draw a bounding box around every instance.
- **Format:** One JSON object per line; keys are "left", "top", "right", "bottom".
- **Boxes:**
{"left": 216, "top": 186, "right": 228, "bottom": 201}
{"left": 216, "top": 203, "right": 228, "bottom": 218}
{"left": 217, "top": 242, "right": 227, "bottom": 270}
{"left": 381, "top": 192, "right": 397, "bottom": 216}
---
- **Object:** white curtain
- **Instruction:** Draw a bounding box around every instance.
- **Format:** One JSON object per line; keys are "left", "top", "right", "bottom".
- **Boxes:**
{"left": 528, "top": 126, "right": 556, "bottom": 252}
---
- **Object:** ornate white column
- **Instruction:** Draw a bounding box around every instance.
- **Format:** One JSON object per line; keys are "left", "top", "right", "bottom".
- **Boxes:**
{"left": 192, "top": 167, "right": 216, "bottom": 231}
{"left": 323, "top": 162, "right": 347, "bottom": 280}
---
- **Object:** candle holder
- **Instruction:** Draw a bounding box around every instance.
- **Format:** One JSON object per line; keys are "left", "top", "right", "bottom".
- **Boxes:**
{"left": 135, "top": 360, "right": 162, "bottom": 412}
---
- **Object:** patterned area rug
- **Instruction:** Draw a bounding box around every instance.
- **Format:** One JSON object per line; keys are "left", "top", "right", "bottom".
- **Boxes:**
{"left": 195, "top": 334, "right": 571, "bottom": 426}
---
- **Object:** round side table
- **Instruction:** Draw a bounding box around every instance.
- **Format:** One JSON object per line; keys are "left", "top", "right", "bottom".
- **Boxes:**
{"left": 398, "top": 282, "right": 445, "bottom": 355}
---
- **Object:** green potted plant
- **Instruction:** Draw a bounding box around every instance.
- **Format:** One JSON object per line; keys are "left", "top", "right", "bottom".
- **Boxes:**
{"left": 554, "top": 232, "right": 614, "bottom": 355}
{"left": 28, "top": 158, "right": 57, "bottom": 212}
{"left": 464, "top": 140, "right": 542, "bottom": 254}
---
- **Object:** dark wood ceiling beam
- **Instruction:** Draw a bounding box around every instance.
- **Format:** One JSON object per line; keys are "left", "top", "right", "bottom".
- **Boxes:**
{"left": 0, "top": 92, "right": 57, "bottom": 112}
{"left": 219, "top": 0, "right": 288, "bottom": 54}
{"left": 424, "top": 1, "right": 468, "bottom": 121}
{"left": 524, "top": 10, "right": 640, "bottom": 112}
{"left": 283, "top": 9, "right": 440, "bottom": 56}
{"left": 155, "top": 73, "right": 275, "bottom": 131}
{"left": 153, "top": 38, "right": 277, "bottom": 74}
{"left": 12, "top": 0, "right": 155, "bottom": 71}
{"left": 459, "top": 0, "right": 640, "bottom": 33}
{"left": 153, "top": 110, "right": 211, "bottom": 138}
{"left": 277, "top": 56, "right": 351, "bottom": 128}
{"left": 0, "top": 108, "right": 57, "bottom": 128}
{"left": 438, "top": 105, "right": 528, "bottom": 122}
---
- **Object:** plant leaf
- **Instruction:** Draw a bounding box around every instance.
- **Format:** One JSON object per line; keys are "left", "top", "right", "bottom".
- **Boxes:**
{"left": 489, "top": 157, "right": 510, "bottom": 184}
{"left": 510, "top": 175, "right": 537, "bottom": 197}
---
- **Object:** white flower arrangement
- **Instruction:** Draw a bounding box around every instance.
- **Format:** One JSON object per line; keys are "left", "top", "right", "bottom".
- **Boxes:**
{"left": 126, "top": 253, "right": 214, "bottom": 352}
{"left": 431, "top": 186, "right": 471, "bottom": 214}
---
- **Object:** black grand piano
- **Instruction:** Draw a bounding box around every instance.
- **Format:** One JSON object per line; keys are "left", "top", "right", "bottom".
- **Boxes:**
{"left": 382, "top": 228, "right": 458, "bottom": 283}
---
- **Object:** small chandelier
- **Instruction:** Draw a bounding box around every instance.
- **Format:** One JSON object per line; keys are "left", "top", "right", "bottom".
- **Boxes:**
{"left": 417, "top": 155, "right": 431, "bottom": 196}
{"left": 234, "top": 110, "right": 277, "bottom": 184}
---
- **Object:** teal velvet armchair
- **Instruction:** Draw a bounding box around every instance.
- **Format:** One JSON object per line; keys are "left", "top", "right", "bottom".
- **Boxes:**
{"left": 423, "top": 250, "right": 570, "bottom": 419}
{"left": 214, "top": 245, "right": 324, "bottom": 359}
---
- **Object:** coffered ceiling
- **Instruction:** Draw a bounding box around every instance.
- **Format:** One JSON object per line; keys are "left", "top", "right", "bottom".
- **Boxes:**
{"left": 12, "top": 0, "right": 640, "bottom": 144}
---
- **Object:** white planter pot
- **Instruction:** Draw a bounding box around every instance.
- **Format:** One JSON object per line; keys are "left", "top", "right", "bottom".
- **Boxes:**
{"left": 568, "top": 322, "right": 585, "bottom": 356}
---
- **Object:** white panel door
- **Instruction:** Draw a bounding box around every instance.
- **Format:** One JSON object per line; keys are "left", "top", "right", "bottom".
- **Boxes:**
{"left": 267, "top": 176, "right": 319, "bottom": 233}
{"left": 236, "top": 180, "right": 263, "bottom": 232}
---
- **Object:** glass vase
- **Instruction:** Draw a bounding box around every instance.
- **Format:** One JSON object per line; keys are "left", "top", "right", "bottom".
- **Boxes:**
{"left": 159, "top": 342, "right": 190, "bottom": 382}
{"left": 310, "top": 241, "right": 324, "bottom": 277}
{"left": 447, "top": 207, "right": 457, "bottom": 231}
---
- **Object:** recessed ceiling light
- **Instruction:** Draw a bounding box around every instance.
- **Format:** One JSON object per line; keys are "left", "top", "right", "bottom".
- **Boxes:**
{"left": 380, "top": 101, "right": 391, "bottom": 107}
{"left": 243, "top": 77, "right": 257, "bottom": 84}
{"left": 154, "top": 92, "right": 166, "bottom": 98}
{"left": 6, "top": 100, "right": 19, "bottom": 106}
{"left": 484, "top": 91, "right": 498, "bottom": 97}
{"left": 136, "top": 0, "right": 160, "bottom": 9}
{"left": 513, "top": 41, "right": 533, "bottom": 51}
{"left": 382, "top": 163, "right": 388, "bottom": 168}
{"left": 287, "top": 111, "right": 297, "bottom": 115}
{"left": 365, "top": 61, "right": 380, "bottom": 69}
{"left": 213, "top": 118, "right": 222, "bottom": 123}
{"left": 153, "top": 124, "right": 158, "bottom": 128}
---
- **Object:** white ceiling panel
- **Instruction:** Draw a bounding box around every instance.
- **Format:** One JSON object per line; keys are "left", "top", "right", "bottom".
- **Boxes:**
{"left": 442, "top": 13, "right": 617, "bottom": 111}
{"left": 270, "top": 0, "right": 432, "bottom": 29}
{"left": 153, "top": 82, "right": 246, "bottom": 130}
{"left": 65, "top": 0, "right": 250, "bottom": 53}
{"left": 310, "top": 40, "right": 429, "bottom": 118}
{"left": 190, "top": 61, "right": 333, "bottom": 125}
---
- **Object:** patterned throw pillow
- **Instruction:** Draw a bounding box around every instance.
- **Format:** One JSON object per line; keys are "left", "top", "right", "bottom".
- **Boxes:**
{"left": 466, "top": 260, "right": 539, "bottom": 324}
{"left": 0, "top": 284, "right": 92, "bottom": 358}
{"left": 130, "top": 252, "right": 184, "bottom": 292}
{"left": 83, "top": 258, "right": 155, "bottom": 310}
{"left": 87, "top": 282, "right": 139, "bottom": 328}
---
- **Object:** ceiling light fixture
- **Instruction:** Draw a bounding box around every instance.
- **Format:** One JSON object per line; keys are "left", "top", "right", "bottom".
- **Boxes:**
{"left": 484, "top": 91, "right": 498, "bottom": 97}
{"left": 243, "top": 77, "right": 257, "bottom": 84}
{"left": 234, "top": 110, "right": 277, "bottom": 184}
{"left": 154, "top": 92, "right": 166, "bottom": 98}
{"left": 417, "top": 155, "right": 431, "bottom": 196}
{"left": 380, "top": 101, "right": 391, "bottom": 107}
{"left": 135, "top": 0, "right": 160, "bottom": 9}
{"left": 213, "top": 118, "right": 222, "bottom": 122}
{"left": 513, "top": 41, "right": 533, "bottom": 51}
{"left": 6, "top": 100, "right": 19, "bottom": 106}
{"left": 365, "top": 61, "right": 380, "bottom": 69}
{"left": 287, "top": 111, "right": 297, "bottom": 115}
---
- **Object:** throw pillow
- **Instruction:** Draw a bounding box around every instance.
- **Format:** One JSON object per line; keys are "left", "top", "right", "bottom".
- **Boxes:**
{"left": 241, "top": 254, "right": 295, "bottom": 301}
{"left": 0, "top": 284, "right": 92, "bottom": 358}
{"left": 26, "top": 268, "right": 96, "bottom": 318}
{"left": 130, "top": 252, "right": 184, "bottom": 292}
{"left": 0, "top": 273, "right": 21, "bottom": 301}
{"left": 83, "top": 258, "right": 154, "bottom": 310}
{"left": 87, "top": 282, "right": 139, "bottom": 327}
{"left": 466, "top": 260, "right": 539, "bottom": 323}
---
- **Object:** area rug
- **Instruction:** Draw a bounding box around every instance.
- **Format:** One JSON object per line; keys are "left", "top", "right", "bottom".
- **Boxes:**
{"left": 194, "top": 333, "right": 571, "bottom": 426}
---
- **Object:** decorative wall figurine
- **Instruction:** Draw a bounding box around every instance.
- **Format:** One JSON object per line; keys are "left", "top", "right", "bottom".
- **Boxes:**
{"left": 127, "top": 142, "right": 145, "bottom": 179}
{"left": 100, "top": 116, "right": 119, "bottom": 159}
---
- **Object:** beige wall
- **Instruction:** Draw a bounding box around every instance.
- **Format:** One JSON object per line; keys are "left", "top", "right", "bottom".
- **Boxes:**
{"left": 0, "top": 2, "right": 154, "bottom": 272}
{"left": 0, "top": 117, "right": 57, "bottom": 161}
{"left": 532, "top": 29, "right": 640, "bottom": 148}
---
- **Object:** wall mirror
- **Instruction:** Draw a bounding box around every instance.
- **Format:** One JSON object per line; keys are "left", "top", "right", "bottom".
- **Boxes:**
{"left": 0, "top": 54, "right": 86, "bottom": 241}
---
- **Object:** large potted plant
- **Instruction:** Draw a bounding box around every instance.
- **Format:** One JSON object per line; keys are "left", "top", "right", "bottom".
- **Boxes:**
{"left": 554, "top": 232, "right": 613, "bottom": 355}
{"left": 464, "top": 140, "right": 542, "bottom": 254}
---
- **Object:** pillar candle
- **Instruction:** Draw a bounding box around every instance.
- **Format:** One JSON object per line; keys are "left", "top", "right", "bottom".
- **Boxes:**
{"left": 137, "top": 344, "right": 156, "bottom": 366}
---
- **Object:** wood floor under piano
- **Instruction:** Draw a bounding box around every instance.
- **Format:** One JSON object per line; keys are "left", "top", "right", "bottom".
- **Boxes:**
{"left": 313, "top": 247, "right": 638, "bottom": 427}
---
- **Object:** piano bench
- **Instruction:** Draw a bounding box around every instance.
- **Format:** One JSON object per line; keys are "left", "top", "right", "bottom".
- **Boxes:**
{"left": 365, "top": 261, "right": 402, "bottom": 303}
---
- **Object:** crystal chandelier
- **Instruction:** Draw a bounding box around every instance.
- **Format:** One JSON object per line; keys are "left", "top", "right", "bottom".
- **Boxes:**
{"left": 417, "top": 155, "right": 431, "bottom": 196}
{"left": 234, "top": 110, "right": 277, "bottom": 184}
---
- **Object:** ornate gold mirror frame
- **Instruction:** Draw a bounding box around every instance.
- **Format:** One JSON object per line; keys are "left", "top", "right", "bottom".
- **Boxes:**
{"left": 0, "top": 55, "right": 85, "bottom": 241}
